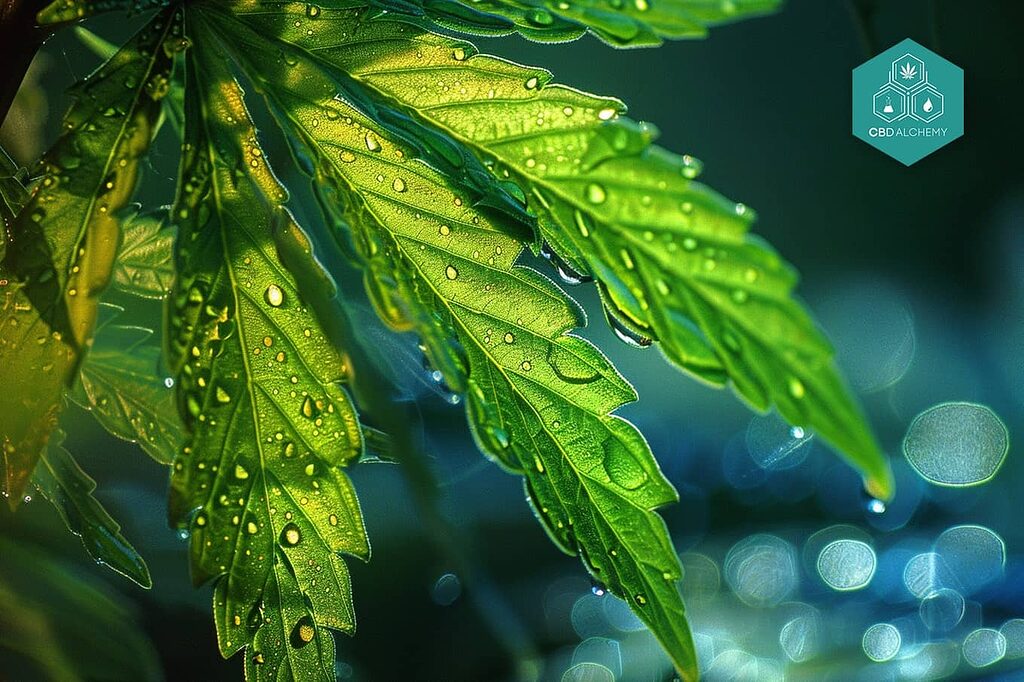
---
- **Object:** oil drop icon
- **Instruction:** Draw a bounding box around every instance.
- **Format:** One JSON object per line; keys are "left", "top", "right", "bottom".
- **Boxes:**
{"left": 923, "top": 98, "right": 934, "bottom": 113}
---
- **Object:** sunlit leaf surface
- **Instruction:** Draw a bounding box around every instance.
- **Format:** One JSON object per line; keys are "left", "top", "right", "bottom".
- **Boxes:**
{"left": 0, "top": 10, "right": 179, "bottom": 506}
{"left": 166, "top": 17, "right": 368, "bottom": 677}
{"left": 212, "top": 9, "right": 695, "bottom": 677}
{"left": 228, "top": 4, "right": 891, "bottom": 499}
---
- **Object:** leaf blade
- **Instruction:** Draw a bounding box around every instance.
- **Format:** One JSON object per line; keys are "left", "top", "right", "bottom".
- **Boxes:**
{"left": 32, "top": 435, "right": 152, "bottom": 588}
{"left": 0, "top": 9, "right": 179, "bottom": 506}
{"left": 231, "top": 4, "right": 893, "bottom": 498}
{"left": 211, "top": 13, "right": 696, "bottom": 677}
{"left": 167, "top": 15, "right": 369, "bottom": 677}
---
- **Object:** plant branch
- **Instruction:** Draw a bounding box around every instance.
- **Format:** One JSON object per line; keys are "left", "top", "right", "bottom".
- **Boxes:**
{"left": 0, "top": 0, "right": 52, "bottom": 126}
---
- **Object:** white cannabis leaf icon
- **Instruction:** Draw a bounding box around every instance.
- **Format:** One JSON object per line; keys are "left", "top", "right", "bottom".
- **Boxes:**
{"left": 900, "top": 62, "right": 918, "bottom": 80}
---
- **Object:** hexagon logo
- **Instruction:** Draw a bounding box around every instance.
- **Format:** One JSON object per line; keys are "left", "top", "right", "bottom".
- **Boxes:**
{"left": 853, "top": 39, "right": 964, "bottom": 165}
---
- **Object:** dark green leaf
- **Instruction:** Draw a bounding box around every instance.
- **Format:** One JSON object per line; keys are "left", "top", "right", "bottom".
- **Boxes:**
{"left": 0, "top": 9, "right": 180, "bottom": 506}
{"left": 32, "top": 434, "right": 152, "bottom": 587}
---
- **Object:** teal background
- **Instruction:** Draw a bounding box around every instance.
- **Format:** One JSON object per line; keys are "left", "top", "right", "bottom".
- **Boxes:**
{"left": 2, "top": 1, "right": 1024, "bottom": 680}
{"left": 852, "top": 38, "right": 964, "bottom": 166}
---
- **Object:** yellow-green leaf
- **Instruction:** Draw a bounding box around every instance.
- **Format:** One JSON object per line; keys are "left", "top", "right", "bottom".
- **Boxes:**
{"left": 0, "top": 9, "right": 180, "bottom": 506}
{"left": 210, "top": 10, "right": 695, "bottom": 677}
{"left": 166, "top": 15, "right": 368, "bottom": 678}
{"left": 229, "top": 3, "right": 892, "bottom": 499}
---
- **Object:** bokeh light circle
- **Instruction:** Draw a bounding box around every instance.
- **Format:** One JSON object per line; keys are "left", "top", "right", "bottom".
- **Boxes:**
{"left": 862, "top": 623, "right": 901, "bottom": 662}
{"left": 1000, "top": 618, "right": 1024, "bottom": 659}
{"left": 816, "top": 539, "right": 876, "bottom": 591}
{"left": 724, "top": 534, "right": 797, "bottom": 608}
{"left": 903, "top": 402, "right": 1009, "bottom": 486}
{"left": 919, "top": 588, "right": 965, "bottom": 632}
{"left": 963, "top": 628, "right": 1007, "bottom": 667}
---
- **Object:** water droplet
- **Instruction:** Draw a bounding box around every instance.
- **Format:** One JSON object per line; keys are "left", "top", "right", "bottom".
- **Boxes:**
{"left": 503, "top": 332, "right": 515, "bottom": 344}
{"left": 280, "top": 522, "right": 302, "bottom": 546}
{"left": 787, "top": 377, "right": 806, "bottom": 399}
{"left": 597, "top": 108, "right": 617, "bottom": 121}
{"left": 290, "top": 615, "right": 316, "bottom": 648}
{"left": 339, "top": 150, "right": 356, "bottom": 163}
{"left": 264, "top": 284, "right": 284, "bottom": 307}
{"left": 601, "top": 437, "right": 647, "bottom": 490}
{"left": 364, "top": 133, "right": 381, "bottom": 152}
{"left": 392, "top": 177, "right": 407, "bottom": 192}
{"left": 444, "top": 265, "right": 459, "bottom": 280}
{"left": 234, "top": 464, "right": 249, "bottom": 480}
{"left": 585, "top": 183, "right": 607, "bottom": 204}
{"left": 524, "top": 76, "right": 540, "bottom": 90}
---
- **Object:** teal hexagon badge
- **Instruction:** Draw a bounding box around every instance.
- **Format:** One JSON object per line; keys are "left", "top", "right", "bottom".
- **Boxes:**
{"left": 853, "top": 39, "right": 964, "bottom": 165}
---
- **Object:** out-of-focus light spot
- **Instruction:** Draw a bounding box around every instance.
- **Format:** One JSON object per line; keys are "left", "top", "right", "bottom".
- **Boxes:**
{"left": 862, "top": 623, "right": 901, "bottom": 662}
{"left": 571, "top": 594, "right": 610, "bottom": 639}
{"left": 934, "top": 524, "right": 1005, "bottom": 595}
{"left": 745, "top": 412, "right": 812, "bottom": 471}
{"left": 724, "top": 534, "right": 797, "bottom": 607}
{"left": 866, "top": 498, "right": 886, "bottom": 514}
{"left": 898, "top": 641, "right": 960, "bottom": 679}
{"left": 962, "top": 628, "right": 1007, "bottom": 667}
{"left": 678, "top": 552, "right": 720, "bottom": 608}
{"left": 602, "top": 595, "right": 644, "bottom": 633}
{"left": 706, "top": 649, "right": 758, "bottom": 681}
{"left": 816, "top": 539, "right": 876, "bottom": 591}
{"left": 722, "top": 435, "right": 767, "bottom": 491}
{"left": 903, "top": 402, "right": 1009, "bottom": 487}
{"left": 431, "top": 573, "right": 461, "bottom": 606}
{"left": 818, "top": 279, "right": 916, "bottom": 393}
{"left": 1000, "top": 618, "right": 1024, "bottom": 659}
{"left": 572, "top": 637, "right": 622, "bottom": 679}
{"left": 561, "top": 662, "right": 615, "bottom": 682}
{"left": 919, "top": 588, "right": 965, "bottom": 632}
{"left": 779, "top": 606, "right": 820, "bottom": 662}
{"left": 903, "top": 551, "right": 955, "bottom": 598}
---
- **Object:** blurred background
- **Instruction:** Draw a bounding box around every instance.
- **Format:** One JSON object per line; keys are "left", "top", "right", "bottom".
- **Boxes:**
{"left": 2, "top": 1, "right": 1023, "bottom": 680}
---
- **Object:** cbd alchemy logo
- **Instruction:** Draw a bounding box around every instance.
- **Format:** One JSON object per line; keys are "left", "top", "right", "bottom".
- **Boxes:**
{"left": 853, "top": 39, "right": 964, "bottom": 165}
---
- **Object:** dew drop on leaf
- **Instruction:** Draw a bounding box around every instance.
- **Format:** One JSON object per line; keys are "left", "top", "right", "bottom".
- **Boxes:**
{"left": 264, "top": 284, "right": 284, "bottom": 307}
{"left": 280, "top": 522, "right": 302, "bottom": 547}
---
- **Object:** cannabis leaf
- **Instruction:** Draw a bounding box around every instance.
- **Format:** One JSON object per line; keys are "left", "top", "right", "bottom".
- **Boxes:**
{"left": 111, "top": 207, "right": 176, "bottom": 299}
{"left": 380, "top": 0, "right": 781, "bottom": 46}
{"left": 900, "top": 61, "right": 917, "bottom": 79}
{"left": 32, "top": 432, "right": 152, "bottom": 587}
{"left": 210, "top": 8, "right": 695, "bottom": 676}
{"left": 165, "top": 16, "right": 368, "bottom": 677}
{"left": 223, "top": 3, "right": 893, "bottom": 497}
{"left": 73, "top": 317, "right": 183, "bottom": 465}
{"left": 0, "top": 9, "right": 179, "bottom": 506}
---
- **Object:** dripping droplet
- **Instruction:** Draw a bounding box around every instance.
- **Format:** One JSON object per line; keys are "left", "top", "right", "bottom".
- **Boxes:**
{"left": 264, "top": 284, "right": 284, "bottom": 307}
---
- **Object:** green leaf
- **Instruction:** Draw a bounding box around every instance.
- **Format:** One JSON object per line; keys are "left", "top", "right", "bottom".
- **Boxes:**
{"left": 0, "top": 10, "right": 180, "bottom": 507}
{"left": 375, "top": 0, "right": 781, "bottom": 47}
{"left": 112, "top": 206, "right": 176, "bottom": 299}
{"left": 231, "top": 4, "right": 893, "bottom": 499}
{"left": 31, "top": 433, "right": 152, "bottom": 588}
{"left": 211, "top": 11, "right": 695, "bottom": 678}
{"left": 38, "top": 0, "right": 171, "bottom": 24}
{"left": 166, "top": 15, "right": 368, "bottom": 677}
{"left": 74, "top": 320, "right": 184, "bottom": 465}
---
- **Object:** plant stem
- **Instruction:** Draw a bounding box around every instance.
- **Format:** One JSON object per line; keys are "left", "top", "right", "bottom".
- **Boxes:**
{"left": 0, "top": 0, "right": 51, "bottom": 126}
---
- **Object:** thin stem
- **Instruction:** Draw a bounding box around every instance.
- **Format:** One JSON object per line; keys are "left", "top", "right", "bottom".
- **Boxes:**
{"left": 846, "top": 0, "right": 877, "bottom": 58}
{"left": 0, "top": 0, "right": 52, "bottom": 126}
